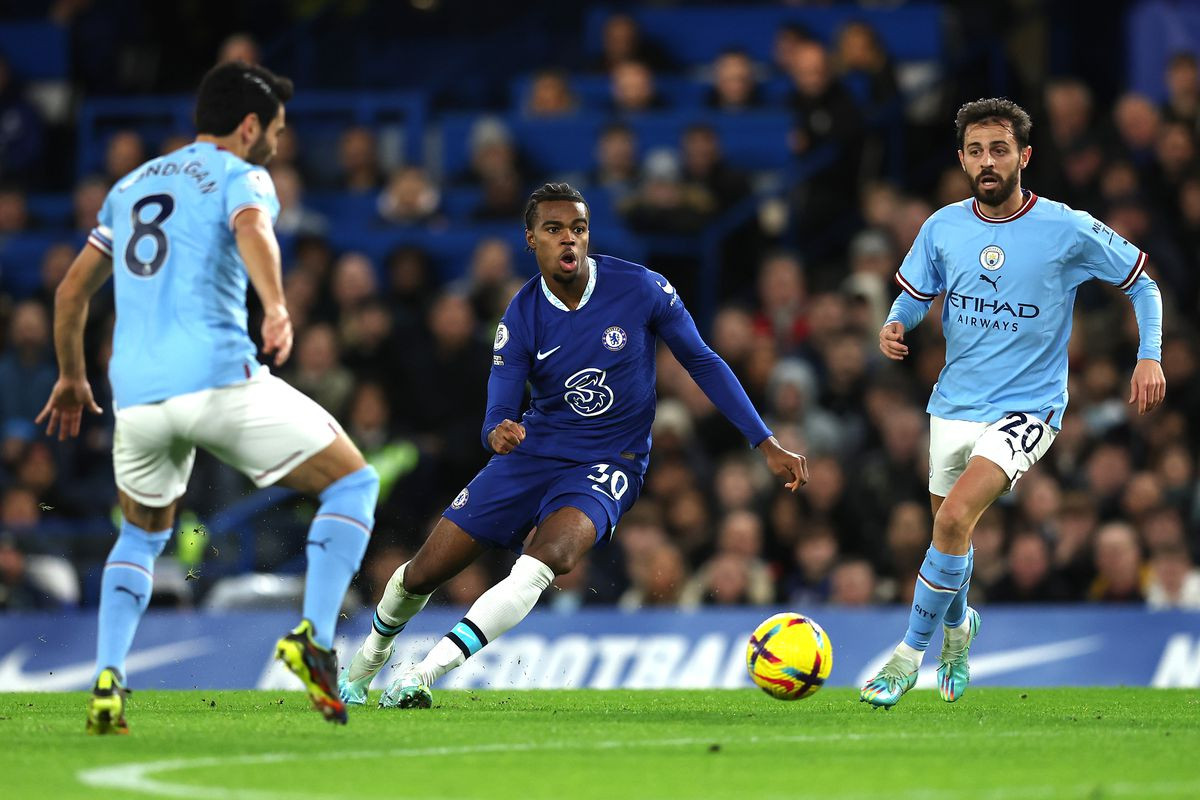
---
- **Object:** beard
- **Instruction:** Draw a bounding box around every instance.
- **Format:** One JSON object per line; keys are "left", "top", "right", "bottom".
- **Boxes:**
{"left": 971, "top": 167, "right": 1021, "bottom": 207}
{"left": 246, "top": 130, "right": 274, "bottom": 166}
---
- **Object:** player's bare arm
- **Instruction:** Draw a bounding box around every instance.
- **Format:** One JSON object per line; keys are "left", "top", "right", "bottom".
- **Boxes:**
{"left": 1129, "top": 358, "right": 1166, "bottom": 415}
{"left": 36, "top": 243, "right": 112, "bottom": 440}
{"left": 879, "top": 321, "right": 908, "bottom": 360}
{"left": 234, "top": 206, "right": 293, "bottom": 365}
{"left": 487, "top": 419, "right": 526, "bottom": 454}
{"left": 757, "top": 435, "right": 809, "bottom": 491}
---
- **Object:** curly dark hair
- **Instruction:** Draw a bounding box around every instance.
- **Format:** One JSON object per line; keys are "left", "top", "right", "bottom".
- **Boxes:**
{"left": 954, "top": 97, "right": 1032, "bottom": 150}
{"left": 523, "top": 182, "right": 589, "bottom": 229}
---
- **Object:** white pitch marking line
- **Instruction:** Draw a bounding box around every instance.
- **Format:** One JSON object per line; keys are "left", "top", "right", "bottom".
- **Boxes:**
{"left": 77, "top": 731, "right": 1200, "bottom": 800}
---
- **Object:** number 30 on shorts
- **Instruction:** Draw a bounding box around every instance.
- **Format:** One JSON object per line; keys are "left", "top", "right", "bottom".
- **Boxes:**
{"left": 587, "top": 463, "right": 629, "bottom": 501}
{"left": 996, "top": 411, "right": 1045, "bottom": 453}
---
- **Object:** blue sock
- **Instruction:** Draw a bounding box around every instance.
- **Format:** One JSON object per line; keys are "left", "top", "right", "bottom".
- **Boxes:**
{"left": 943, "top": 547, "right": 975, "bottom": 628}
{"left": 95, "top": 521, "right": 172, "bottom": 680}
{"left": 903, "top": 545, "right": 970, "bottom": 651}
{"left": 302, "top": 466, "right": 378, "bottom": 648}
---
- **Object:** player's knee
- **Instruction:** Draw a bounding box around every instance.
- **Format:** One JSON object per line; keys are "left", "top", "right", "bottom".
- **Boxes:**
{"left": 524, "top": 543, "right": 579, "bottom": 576}
{"left": 933, "top": 500, "right": 973, "bottom": 544}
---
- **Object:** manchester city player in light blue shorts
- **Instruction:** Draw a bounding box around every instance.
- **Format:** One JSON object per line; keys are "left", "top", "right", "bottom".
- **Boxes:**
{"left": 338, "top": 183, "right": 810, "bottom": 709}
{"left": 860, "top": 98, "right": 1166, "bottom": 708}
{"left": 39, "top": 62, "right": 376, "bottom": 730}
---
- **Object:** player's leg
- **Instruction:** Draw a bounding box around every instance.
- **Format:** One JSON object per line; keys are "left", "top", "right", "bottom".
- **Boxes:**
{"left": 339, "top": 517, "right": 484, "bottom": 704}
{"left": 92, "top": 402, "right": 194, "bottom": 733}
{"left": 929, "top": 490, "right": 980, "bottom": 701}
{"left": 382, "top": 508, "right": 593, "bottom": 709}
{"left": 196, "top": 372, "right": 375, "bottom": 723}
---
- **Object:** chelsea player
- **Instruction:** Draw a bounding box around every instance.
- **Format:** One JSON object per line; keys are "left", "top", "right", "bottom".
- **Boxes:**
{"left": 340, "top": 183, "right": 809, "bottom": 708}
{"left": 39, "top": 62, "right": 377, "bottom": 730}
{"left": 860, "top": 98, "right": 1166, "bottom": 708}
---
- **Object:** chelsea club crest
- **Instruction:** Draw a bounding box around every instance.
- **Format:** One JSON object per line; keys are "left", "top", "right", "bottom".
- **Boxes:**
{"left": 979, "top": 245, "right": 1005, "bottom": 271}
{"left": 602, "top": 326, "right": 627, "bottom": 351}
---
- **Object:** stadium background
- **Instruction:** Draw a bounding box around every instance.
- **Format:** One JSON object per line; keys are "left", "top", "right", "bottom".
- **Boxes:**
{"left": 0, "top": 0, "right": 1198, "bottom": 673}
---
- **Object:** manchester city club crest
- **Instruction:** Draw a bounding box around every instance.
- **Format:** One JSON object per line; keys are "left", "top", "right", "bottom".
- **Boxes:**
{"left": 979, "top": 245, "right": 1005, "bottom": 271}
{"left": 602, "top": 326, "right": 627, "bottom": 351}
{"left": 451, "top": 488, "right": 469, "bottom": 509}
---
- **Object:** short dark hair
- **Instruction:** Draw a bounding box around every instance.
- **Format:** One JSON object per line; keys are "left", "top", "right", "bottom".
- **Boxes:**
{"left": 954, "top": 97, "right": 1032, "bottom": 150}
{"left": 524, "top": 182, "right": 589, "bottom": 229}
{"left": 194, "top": 61, "right": 294, "bottom": 136}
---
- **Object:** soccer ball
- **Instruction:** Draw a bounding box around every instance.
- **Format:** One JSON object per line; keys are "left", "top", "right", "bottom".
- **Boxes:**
{"left": 746, "top": 612, "right": 833, "bottom": 700}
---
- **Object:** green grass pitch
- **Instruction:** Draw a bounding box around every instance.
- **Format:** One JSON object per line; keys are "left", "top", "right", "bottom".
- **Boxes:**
{"left": 3, "top": 689, "right": 1199, "bottom": 799}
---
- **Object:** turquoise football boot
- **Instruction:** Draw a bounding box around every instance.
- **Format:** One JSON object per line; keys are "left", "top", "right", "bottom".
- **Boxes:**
{"left": 937, "top": 607, "right": 981, "bottom": 703}
{"left": 859, "top": 657, "right": 919, "bottom": 709}
{"left": 338, "top": 642, "right": 393, "bottom": 706}
{"left": 379, "top": 672, "right": 432, "bottom": 709}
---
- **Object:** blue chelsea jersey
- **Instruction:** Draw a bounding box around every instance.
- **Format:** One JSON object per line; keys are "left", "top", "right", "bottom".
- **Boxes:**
{"left": 894, "top": 192, "right": 1149, "bottom": 426}
{"left": 88, "top": 142, "right": 280, "bottom": 409}
{"left": 484, "top": 255, "right": 771, "bottom": 474}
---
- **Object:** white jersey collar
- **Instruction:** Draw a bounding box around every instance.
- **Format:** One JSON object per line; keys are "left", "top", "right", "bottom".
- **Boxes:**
{"left": 540, "top": 256, "right": 597, "bottom": 311}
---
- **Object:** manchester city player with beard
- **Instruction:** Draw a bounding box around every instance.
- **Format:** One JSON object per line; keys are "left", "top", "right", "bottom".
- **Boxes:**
{"left": 861, "top": 99, "right": 1166, "bottom": 708}
{"left": 340, "top": 183, "right": 809, "bottom": 708}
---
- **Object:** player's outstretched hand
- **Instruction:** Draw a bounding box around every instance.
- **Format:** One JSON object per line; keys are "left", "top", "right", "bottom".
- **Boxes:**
{"left": 757, "top": 436, "right": 809, "bottom": 492}
{"left": 261, "top": 304, "right": 294, "bottom": 366}
{"left": 488, "top": 419, "right": 526, "bottom": 455}
{"left": 1129, "top": 358, "right": 1166, "bottom": 415}
{"left": 879, "top": 321, "right": 908, "bottom": 360}
{"left": 35, "top": 377, "right": 102, "bottom": 441}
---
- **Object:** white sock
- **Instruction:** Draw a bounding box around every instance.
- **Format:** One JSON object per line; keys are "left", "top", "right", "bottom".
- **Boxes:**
{"left": 893, "top": 641, "right": 925, "bottom": 670}
{"left": 365, "top": 562, "right": 430, "bottom": 657}
{"left": 411, "top": 555, "right": 554, "bottom": 687}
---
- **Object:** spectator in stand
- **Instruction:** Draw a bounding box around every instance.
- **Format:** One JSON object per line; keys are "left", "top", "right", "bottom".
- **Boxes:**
{"left": 681, "top": 550, "right": 774, "bottom": 607}
{"left": 459, "top": 237, "right": 516, "bottom": 325}
{"left": 458, "top": 117, "right": 534, "bottom": 188}
{"left": 764, "top": 359, "right": 844, "bottom": 458}
{"left": 988, "top": 530, "right": 1071, "bottom": 603}
{"left": 385, "top": 245, "right": 439, "bottom": 334}
{"left": 0, "top": 533, "right": 60, "bottom": 610}
{"left": 1033, "top": 78, "right": 1104, "bottom": 210}
{"left": 0, "top": 302, "right": 57, "bottom": 443}
{"left": 785, "top": 37, "right": 864, "bottom": 235}
{"left": 286, "top": 323, "right": 355, "bottom": 420}
{"left": 706, "top": 49, "right": 763, "bottom": 111}
{"left": 833, "top": 20, "right": 899, "bottom": 117}
{"left": 338, "top": 126, "right": 383, "bottom": 192}
{"left": 0, "top": 57, "right": 44, "bottom": 184}
{"left": 1162, "top": 52, "right": 1200, "bottom": 130}
{"left": 32, "top": 242, "right": 74, "bottom": 310}
{"left": 329, "top": 251, "right": 379, "bottom": 326}
{"left": 620, "top": 148, "right": 715, "bottom": 235}
{"left": 524, "top": 69, "right": 577, "bottom": 117}
{"left": 270, "top": 163, "right": 328, "bottom": 236}
{"left": 783, "top": 524, "right": 838, "bottom": 605}
{"left": 680, "top": 123, "right": 751, "bottom": 212}
{"left": 934, "top": 164, "right": 972, "bottom": 208}
{"left": 71, "top": 175, "right": 108, "bottom": 232}
{"left": 619, "top": 540, "right": 687, "bottom": 610}
{"left": 829, "top": 558, "right": 877, "bottom": 606}
{"left": 377, "top": 165, "right": 442, "bottom": 227}
{"left": 593, "top": 13, "right": 676, "bottom": 74}
{"left": 217, "top": 33, "right": 260, "bottom": 65}
{"left": 590, "top": 122, "right": 640, "bottom": 198}
{"left": 752, "top": 251, "right": 807, "bottom": 351}
{"left": 0, "top": 184, "right": 30, "bottom": 233}
{"left": 1088, "top": 522, "right": 1147, "bottom": 603}
{"left": 1147, "top": 541, "right": 1200, "bottom": 610}
{"left": 610, "top": 59, "right": 666, "bottom": 113}
{"left": 104, "top": 130, "right": 145, "bottom": 184}
{"left": 772, "top": 22, "right": 815, "bottom": 81}
{"left": 1109, "top": 93, "right": 1161, "bottom": 169}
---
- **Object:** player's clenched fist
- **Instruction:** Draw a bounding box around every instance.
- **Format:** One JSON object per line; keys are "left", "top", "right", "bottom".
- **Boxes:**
{"left": 879, "top": 321, "right": 909, "bottom": 361}
{"left": 488, "top": 419, "right": 526, "bottom": 454}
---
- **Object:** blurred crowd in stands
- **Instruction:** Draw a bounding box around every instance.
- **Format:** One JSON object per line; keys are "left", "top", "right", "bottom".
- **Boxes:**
{"left": 0, "top": 2, "right": 1198, "bottom": 614}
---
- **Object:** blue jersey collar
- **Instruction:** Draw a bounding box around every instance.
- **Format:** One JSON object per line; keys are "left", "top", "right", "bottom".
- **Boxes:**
{"left": 540, "top": 256, "right": 597, "bottom": 311}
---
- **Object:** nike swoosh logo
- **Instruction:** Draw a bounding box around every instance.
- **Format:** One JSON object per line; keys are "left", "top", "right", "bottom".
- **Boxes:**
{"left": 536, "top": 346, "right": 562, "bottom": 360}
{"left": 0, "top": 638, "right": 216, "bottom": 691}
{"left": 658, "top": 281, "right": 674, "bottom": 294}
{"left": 854, "top": 635, "right": 1105, "bottom": 689}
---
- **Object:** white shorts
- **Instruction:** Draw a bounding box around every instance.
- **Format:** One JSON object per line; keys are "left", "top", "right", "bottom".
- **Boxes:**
{"left": 113, "top": 370, "right": 341, "bottom": 507}
{"left": 928, "top": 412, "right": 1057, "bottom": 498}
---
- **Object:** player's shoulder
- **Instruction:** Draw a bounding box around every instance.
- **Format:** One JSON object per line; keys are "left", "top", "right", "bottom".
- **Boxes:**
{"left": 918, "top": 199, "right": 973, "bottom": 234}
{"left": 594, "top": 253, "right": 671, "bottom": 292}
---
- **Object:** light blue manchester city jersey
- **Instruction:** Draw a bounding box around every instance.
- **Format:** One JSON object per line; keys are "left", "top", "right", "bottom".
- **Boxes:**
{"left": 890, "top": 191, "right": 1156, "bottom": 426}
{"left": 88, "top": 142, "right": 279, "bottom": 408}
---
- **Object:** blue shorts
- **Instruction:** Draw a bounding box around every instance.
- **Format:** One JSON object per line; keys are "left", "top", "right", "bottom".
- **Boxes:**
{"left": 442, "top": 451, "right": 643, "bottom": 552}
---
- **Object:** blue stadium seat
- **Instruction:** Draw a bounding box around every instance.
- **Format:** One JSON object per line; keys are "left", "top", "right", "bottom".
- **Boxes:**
{"left": 0, "top": 23, "right": 69, "bottom": 80}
